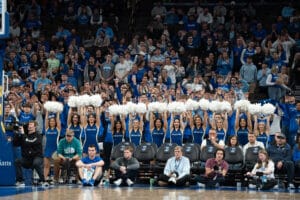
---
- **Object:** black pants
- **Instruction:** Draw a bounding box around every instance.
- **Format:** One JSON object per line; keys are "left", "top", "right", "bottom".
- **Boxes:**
{"left": 115, "top": 169, "right": 138, "bottom": 184}
{"left": 195, "top": 174, "right": 225, "bottom": 188}
{"left": 275, "top": 161, "right": 295, "bottom": 184}
{"left": 158, "top": 174, "right": 190, "bottom": 186}
{"left": 249, "top": 176, "right": 277, "bottom": 190}
{"left": 103, "top": 142, "right": 113, "bottom": 171}
{"left": 15, "top": 156, "right": 45, "bottom": 182}
{"left": 60, "top": 159, "right": 77, "bottom": 180}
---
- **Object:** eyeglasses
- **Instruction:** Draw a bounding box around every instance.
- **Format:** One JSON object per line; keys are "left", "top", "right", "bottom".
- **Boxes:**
{"left": 276, "top": 136, "right": 285, "bottom": 139}
{"left": 66, "top": 135, "right": 73, "bottom": 137}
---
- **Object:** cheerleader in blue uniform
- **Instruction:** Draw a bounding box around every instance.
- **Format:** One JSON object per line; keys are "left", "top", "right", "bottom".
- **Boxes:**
{"left": 111, "top": 114, "right": 126, "bottom": 146}
{"left": 81, "top": 106, "right": 101, "bottom": 156}
{"left": 211, "top": 112, "right": 228, "bottom": 142}
{"left": 169, "top": 113, "right": 186, "bottom": 146}
{"left": 44, "top": 110, "right": 61, "bottom": 181}
{"left": 127, "top": 113, "right": 144, "bottom": 146}
{"left": 149, "top": 111, "right": 167, "bottom": 147}
{"left": 235, "top": 108, "right": 252, "bottom": 146}
{"left": 67, "top": 108, "right": 82, "bottom": 141}
{"left": 253, "top": 115, "right": 270, "bottom": 148}
{"left": 188, "top": 111, "right": 207, "bottom": 145}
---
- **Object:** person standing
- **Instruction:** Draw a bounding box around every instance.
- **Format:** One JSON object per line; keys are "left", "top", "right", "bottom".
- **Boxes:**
{"left": 111, "top": 146, "right": 140, "bottom": 186}
{"left": 157, "top": 146, "right": 190, "bottom": 187}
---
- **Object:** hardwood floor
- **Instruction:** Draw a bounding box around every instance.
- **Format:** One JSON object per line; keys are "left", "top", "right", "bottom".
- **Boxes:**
{"left": 1, "top": 185, "right": 300, "bottom": 200}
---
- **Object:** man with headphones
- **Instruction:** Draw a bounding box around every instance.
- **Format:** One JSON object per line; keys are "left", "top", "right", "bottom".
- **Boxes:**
{"left": 195, "top": 148, "right": 228, "bottom": 188}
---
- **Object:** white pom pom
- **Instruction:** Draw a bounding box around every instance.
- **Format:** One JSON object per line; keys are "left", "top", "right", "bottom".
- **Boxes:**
{"left": 77, "top": 95, "right": 90, "bottom": 107}
{"left": 248, "top": 103, "right": 262, "bottom": 115}
{"left": 234, "top": 100, "right": 250, "bottom": 112}
{"left": 199, "top": 98, "right": 210, "bottom": 111}
{"left": 89, "top": 94, "right": 103, "bottom": 107}
{"left": 221, "top": 101, "right": 232, "bottom": 113}
{"left": 185, "top": 99, "right": 199, "bottom": 111}
{"left": 261, "top": 103, "right": 276, "bottom": 115}
{"left": 44, "top": 101, "right": 64, "bottom": 113}
{"left": 148, "top": 102, "right": 157, "bottom": 112}
{"left": 68, "top": 96, "right": 78, "bottom": 108}
{"left": 209, "top": 101, "right": 223, "bottom": 112}
{"left": 108, "top": 104, "right": 120, "bottom": 115}
{"left": 126, "top": 102, "right": 136, "bottom": 113}
{"left": 158, "top": 102, "right": 168, "bottom": 113}
{"left": 168, "top": 101, "right": 186, "bottom": 113}
{"left": 135, "top": 103, "right": 147, "bottom": 113}
{"left": 119, "top": 105, "right": 129, "bottom": 115}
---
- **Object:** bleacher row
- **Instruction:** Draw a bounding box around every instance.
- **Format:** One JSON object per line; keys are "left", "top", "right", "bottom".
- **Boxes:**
{"left": 109, "top": 142, "right": 300, "bottom": 187}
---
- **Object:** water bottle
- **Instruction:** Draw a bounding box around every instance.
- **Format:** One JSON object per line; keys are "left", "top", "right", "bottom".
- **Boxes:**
{"left": 261, "top": 175, "right": 267, "bottom": 183}
{"left": 104, "top": 179, "right": 109, "bottom": 187}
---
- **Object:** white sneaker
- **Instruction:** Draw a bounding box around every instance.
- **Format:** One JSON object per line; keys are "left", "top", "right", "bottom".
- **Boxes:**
{"left": 41, "top": 182, "right": 49, "bottom": 187}
{"left": 168, "top": 177, "right": 176, "bottom": 184}
{"left": 58, "top": 178, "right": 64, "bottom": 184}
{"left": 248, "top": 184, "right": 256, "bottom": 189}
{"left": 197, "top": 182, "right": 205, "bottom": 188}
{"left": 114, "top": 178, "right": 122, "bottom": 186}
{"left": 273, "top": 184, "right": 279, "bottom": 189}
{"left": 15, "top": 181, "right": 25, "bottom": 187}
{"left": 126, "top": 178, "right": 134, "bottom": 186}
{"left": 288, "top": 183, "right": 295, "bottom": 189}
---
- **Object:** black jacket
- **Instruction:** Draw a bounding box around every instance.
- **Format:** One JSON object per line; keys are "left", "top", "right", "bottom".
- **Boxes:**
{"left": 13, "top": 132, "right": 43, "bottom": 159}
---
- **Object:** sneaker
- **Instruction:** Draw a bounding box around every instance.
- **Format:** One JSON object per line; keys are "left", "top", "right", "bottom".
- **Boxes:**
{"left": 126, "top": 178, "right": 134, "bottom": 186}
{"left": 248, "top": 184, "right": 257, "bottom": 189}
{"left": 288, "top": 183, "right": 295, "bottom": 189}
{"left": 58, "top": 178, "right": 64, "bottom": 184}
{"left": 41, "top": 182, "right": 49, "bottom": 187}
{"left": 273, "top": 184, "right": 279, "bottom": 189}
{"left": 114, "top": 178, "right": 122, "bottom": 186}
{"left": 15, "top": 181, "right": 25, "bottom": 187}
{"left": 168, "top": 177, "right": 176, "bottom": 184}
{"left": 88, "top": 179, "right": 95, "bottom": 186}
{"left": 197, "top": 182, "right": 205, "bottom": 188}
{"left": 82, "top": 178, "right": 88, "bottom": 186}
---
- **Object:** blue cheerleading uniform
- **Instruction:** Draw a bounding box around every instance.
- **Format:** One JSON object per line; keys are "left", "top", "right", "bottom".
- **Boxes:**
{"left": 69, "top": 124, "right": 82, "bottom": 140}
{"left": 4, "top": 115, "right": 16, "bottom": 137}
{"left": 216, "top": 128, "right": 226, "bottom": 141}
{"left": 152, "top": 128, "right": 165, "bottom": 147}
{"left": 82, "top": 124, "right": 100, "bottom": 153}
{"left": 129, "top": 129, "right": 142, "bottom": 146}
{"left": 44, "top": 127, "right": 60, "bottom": 157}
{"left": 104, "top": 119, "right": 113, "bottom": 144}
{"left": 170, "top": 129, "right": 183, "bottom": 146}
{"left": 257, "top": 132, "right": 268, "bottom": 148}
{"left": 237, "top": 128, "right": 249, "bottom": 146}
{"left": 113, "top": 131, "right": 124, "bottom": 146}
{"left": 192, "top": 126, "right": 204, "bottom": 145}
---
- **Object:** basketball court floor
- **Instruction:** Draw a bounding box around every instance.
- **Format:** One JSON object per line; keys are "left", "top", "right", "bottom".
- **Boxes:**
{"left": 1, "top": 184, "right": 300, "bottom": 200}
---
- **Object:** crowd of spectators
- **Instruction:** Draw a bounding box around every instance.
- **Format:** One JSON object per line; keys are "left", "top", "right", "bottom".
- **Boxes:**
{"left": 1, "top": 0, "right": 300, "bottom": 186}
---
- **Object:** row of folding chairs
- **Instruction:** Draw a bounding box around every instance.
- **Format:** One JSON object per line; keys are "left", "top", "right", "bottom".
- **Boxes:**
{"left": 110, "top": 142, "right": 263, "bottom": 184}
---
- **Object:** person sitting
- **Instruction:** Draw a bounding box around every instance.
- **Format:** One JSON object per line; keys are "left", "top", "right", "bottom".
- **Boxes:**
{"left": 110, "top": 146, "right": 140, "bottom": 186}
{"left": 267, "top": 132, "right": 295, "bottom": 189}
{"left": 76, "top": 144, "right": 104, "bottom": 186}
{"left": 195, "top": 148, "right": 228, "bottom": 188}
{"left": 246, "top": 149, "right": 277, "bottom": 190}
{"left": 157, "top": 146, "right": 190, "bottom": 187}
{"left": 53, "top": 130, "right": 82, "bottom": 184}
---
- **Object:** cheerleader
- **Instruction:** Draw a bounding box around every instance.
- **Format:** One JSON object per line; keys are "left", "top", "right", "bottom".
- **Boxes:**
{"left": 254, "top": 115, "right": 270, "bottom": 148}
{"left": 81, "top": 106, "right": 101, "bottom": 156}
{"left": 127, "top": 113, "right": 144, "bottom": 146}
{"left": 168, "top": 113, "right": 186, "bottom": 146}
{"left": 110, "top": 114, "right": 126, "bottom": 146}
{"left": 44, "top": 110, "right": 61, "bottom": 181}
{"left": 149, "top": 111, "right": 167, "bottom": 147}
{"left": 211, "top": 112, "right": 228, "bottom": 142}
{"left": 67, "top": 108, "right": 83, "bottom": 140}
{"left": 235, "top": 108, "right": 252, "bottom": 146}
{"left": 188, "top": 111, "right": 207, "bottom": 145}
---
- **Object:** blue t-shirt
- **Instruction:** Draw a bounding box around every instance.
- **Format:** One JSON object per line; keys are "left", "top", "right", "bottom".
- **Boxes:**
{"left": 81, "top": 156, "right": 102, "bottom": 170}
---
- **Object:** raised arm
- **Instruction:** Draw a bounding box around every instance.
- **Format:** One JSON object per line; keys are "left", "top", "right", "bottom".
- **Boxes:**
{"left": 187, "top": 111, "right": 194, "bottom": 130}
{"left": 67, "top": 107, "right": 73, "bottom": 127}
{"left": 45, "top": 110, "right": 49, "bottom": 130}
{"left": 80, "top": 106, "right": 87, "bottom": 127}
{"left": 56, "top": 111, "right": 61, "bottom": 130}
{"left": 235, "top": 108, "right": 240, "bottom": 131}
{"left": 246, "top": 111, "right": 252, "bottom": 132}
{"left": 180, "top": 113, "right": 186, "bottom": 132}
{"left": 95, "top": 107, "right": 101, "bottom": 127}
{"left": 253, "top": 114, "right": 258, "bottom": 136}
{"left": 149, "top": 111, "right": 155, "bottom": 132}
{"left": 139, "top": 113, "right": 144, "bottom": 133}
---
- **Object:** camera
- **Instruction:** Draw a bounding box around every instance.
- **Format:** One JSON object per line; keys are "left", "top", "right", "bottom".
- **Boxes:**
{"left": 13, "top": 122, "right": 29, "bottom": 134}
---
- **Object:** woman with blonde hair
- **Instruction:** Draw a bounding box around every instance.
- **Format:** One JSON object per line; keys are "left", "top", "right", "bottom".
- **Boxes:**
{"left": 246, "top": 149, "right": 276, "bottom": 190}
